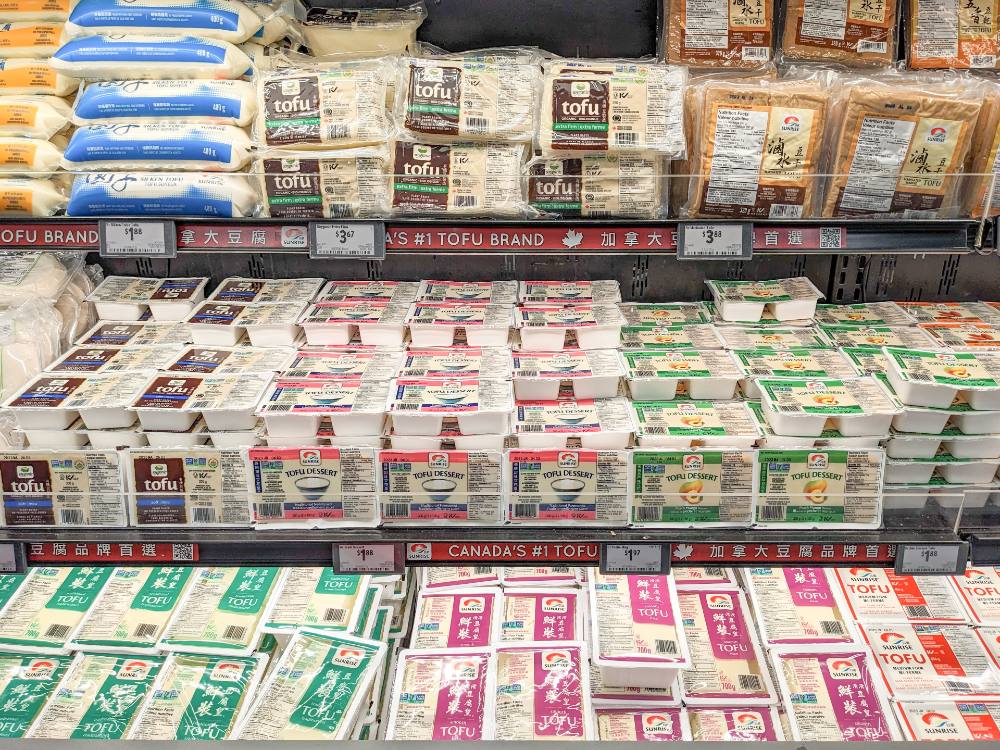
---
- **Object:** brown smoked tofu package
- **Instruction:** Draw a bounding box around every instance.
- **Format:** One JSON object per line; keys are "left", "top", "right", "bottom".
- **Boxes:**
{"left": 781, "top": 0, "right": 896, "bottom": 66}
{"left": 963, "top": 82, "right": 1000, "bottom": 217}
{"left": 664, "top": 0, "right": 773, "bottom": 67}
{"left": 909, "top": 0, "right": 1000, "bottom": 69}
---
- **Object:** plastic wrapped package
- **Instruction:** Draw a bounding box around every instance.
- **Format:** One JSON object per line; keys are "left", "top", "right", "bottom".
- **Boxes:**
{"left": 780, "top": 0, "right": 896, "bottom": 65}
{"left": 255, "top": 58, "right": 395, "bottom": 149}
{"left": 0, "top": 94, "right": 70, "bottom": 137}
{"left": 664, "top": 0, "right": 773, "bottom": 66}
{"left": 688, "top": 707, "right": 784, "bottom": 741}
{"left": 256, "top": 147, "right": 391, "bottom": 219}
{"left": 0, "top": 58, "right": 76, "bottom": 95}
{"left": 2, "top": 0, "right": 70, "bottom": 21}
{"left": 525, "top": 153, "right": 665, "bottom": 218}
{"left": 421, "top": 567, "right": 501, "bottom": 590}
{"left": 909, "top": 0, "right": 999, "bottom": 68}
{"left": 0, "top": 652, "right": 71, "bottom": 738}
{"left": 0, "top": 23, "right": 64, "bottom": 58}
{"left": 822, "top": 74, "right": 983, "bottom": 218}
{"left": 595, "top": 707, "right": 690, "bottom": 741}
{"left": 410, "top": 589, "right": 500, "bottom": 649}
{"left": 73, "top": 79, "right": 257, "bottom": 126}
{"left": 0, "top": 299, "right": 64, "bottom": 399}
{"left": 51, "top": 35, "right": 253, "bottom": 80}
{"left": 0, "top": 176, "right": 65, "bottom": 215}
{"left": 264, "top": 569, "right": 371, "bottom": 634}
{"left": 538, "top": 60, "right": 686, "bottom": 158}
{"left": 64, "top": 0, "right": 263, "bottom": 43}
{"left": 684, "top": 74, "right": 830, "bottom": 219}
{"left": 245, "top": 0, "right": 292, "bottom": 45}
{"left": 67, "top": 172, "right": 260, "bottom": 217}
{"left": 299, "top": 2, "right": 426, "bottom": 58}
{"left": 964, "top": 80, "right": 1000, "bottom": 218}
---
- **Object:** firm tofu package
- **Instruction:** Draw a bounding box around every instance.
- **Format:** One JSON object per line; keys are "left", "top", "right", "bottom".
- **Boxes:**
{"left": 834, "top": 567, "right": 970, "bottom": 624}
{"left": 952, "top": 566, "right": 1000, "bottom": 625}
{"left": 420, "top": 567, "right": 501, "bottom": 591}
{"left": 596, "top": 707, "right": 690, "bottom": 740}
{"left": 688, "top": 707, "right": 784, "bottom": 741}
{"left": 0, "top": 652, "right": 71, "bottom": 738}
{"left": 665, "top": 0, "right": 773, "bottom": 66}
{"left": 909, "top": 0, "right": 999, "bottom": 68}
{"left": 501, "top": 588, "right": 585, "bottom": 642}
{"left": 411, "top": 588, "right": 501, "bottom": 649}
{"left": 781, "top": 0, "right": 897, "bottom": 65}
{"left": 526, "top": 154, "right": 664, "bottom": 219}
{"left": 264, "top": 569, "right": 370, "bottom": 635}
{"left": 895, "top": 699, "right": 1000, "bottom": 740}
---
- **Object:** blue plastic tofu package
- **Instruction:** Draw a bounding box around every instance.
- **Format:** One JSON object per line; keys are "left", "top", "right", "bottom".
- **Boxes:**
{"left": 63, "top": 123, "right": 252, "bottom": 171}
{"left": 67, "top": 172, "right": 259, "bottom": 217}
{"left": 65, "top": 0, "right": 263, "bottom": 43}
{"left": 51, "top": 35, "right": 253, "bottom": 80}
{"left": 73, "top": 80, "right": 256, "bottom": 126}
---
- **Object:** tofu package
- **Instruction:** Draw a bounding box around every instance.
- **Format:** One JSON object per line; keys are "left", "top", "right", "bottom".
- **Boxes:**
{"left": 0, "top": 22, "right": 65, "bottom": 58}
{"left": 0, "top": 651, "right": 72, "bottom": 738}
{"left": 781, "top": 0, "right": 897, "bottom": 66}
{"left": 3, "top": 0, "right": 71, "bottom": 21}
{"left": 67, "top": 172, "right": 260, "bottom": 218}
{"left": 0, "top": 95, "right": 71, "bottom": 138}
{"left": 0, "top": 176, "right": 65, "bottom": 215}
{"left": 64, "top": 0, "right": 264, "bottom": 43}
{"left": 0, "top": 57, "right": 77, "bottom": 96}
{"left": 908, "top": 0, "right": 998, "bottom": 69}
{"left": 73, "top": 79, "right": 257, "bottom": 127}
{"left": 298, "top": 1, "right": 426, "bottom": 58}
{"left": 0, "top": 136, "right": 62, "bottom": 174}
{"left": 264, "top": 569, "right": 371, "bottom": 634}
{"left": 664, "top": 0, "right": 773, "bottom": 67}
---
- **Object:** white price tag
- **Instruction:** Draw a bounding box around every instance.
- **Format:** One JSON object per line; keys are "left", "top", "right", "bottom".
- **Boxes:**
{"left": 600, "top": 543, "right": 670, "bottom": 575}
{"left": 310, "top": 221, "right": 386, "bottom": 259}
{"left": 0, "top": 543, "right": 24, "bottom": 573}
{"left": 333, "top": 542, "right": 402, "bottom": 574}
{"left": 678, "top": 222, "right": 752, "bottom": 260}
{"left": 895, "top": 543, "right": 968, "bottom": 576}
{"left": 99, "top": 219, "right": 176, "bottom": 258}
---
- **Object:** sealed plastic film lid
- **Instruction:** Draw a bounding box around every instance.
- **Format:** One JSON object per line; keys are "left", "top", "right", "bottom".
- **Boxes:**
{"left": 631, "top": 399, "right": 760, "bottom": 443}
{"left": 813, "top": 302, "right": 915, "bottom": 326}
{"left": 6, "top": 370, "right": 152, "bottom": 414}
{"left": 820, "top": 324, "right": 938, "bottom": 350}
{"left": 420, "top": 566, "right": 501, "bottom": 590}
{"left": 894, "top": 699, "right": 1000, "bottom": 741}
{"left": 399, "top": 347, "right": 512, "bottom": 379}
{"left": 835, "top": 567, "right": 969, "bottom": 624}
{"left": 898, "top": 301, "right": 991, "bottom": 324}
{"left": 718, "top": 326, "right": 831, "bottom": 349}
{"left": 132, "top": 371, "right": 272, "bottom": 413}
{"left": 88, "top": 276, "right": 208, "bottom": 306}
{"left": 77, "top": 320, "right": 190, "bottom": 346}
{"left": 419, "top": 280, "right": 518, "bottom": 304}
{"left": 623, "top": 349, "right": 742, "bottom": 379}
{"left": 520, "top": 280, "right": 621, "bottom": 305}
{"left": 734, "top": 347, "right": 859, "bottom": 379}
{"left": 517, "top": 304, "right": 627, "bottom": 329}
{"left": 165, "top": 345, "right": 295, "bottom": 374}
{"left": 408, "top": 302, "right": 513, "bottom": 329}
{"left": 318, "top": 280, "right": 421, "bottom": 304}
{"left": 411, "top": 588, "right": 500, "bottom": 649}
{"left": 300, "top": 301, "right": 410, "bottom": 326}
{"left": 621, "top": 302, "right": 710, "bottom": 326}
{"left": 513, "top": 348, "right": 624, "bottom": 380}
{"left": 741, "top": 567, "right": 856, "bottom": 645}
{"left": 390, "top": 377, "right": 513, "bottom": 415}
{"left": 595, "top": 707, "right": 690, "bottom": 741}
{"left": 46, "top": 345, "right": 180, "bottom": 374}
{"left": 283, "top": 347, "right": 401, "bottom": 381}
{"left": 258, "top": 377, "right": 390, "bottom": 416}
{"left": 513, "top": 395, "right": 635, "bottom": 437}
{"left": 209, "top": 277, "right": 324, "bottom": 304}
{"left": 620, "top": 324, "right": 724, "bottom": 351}
{"left": 921, "top": 322, "right": 1000, "bottom": 350}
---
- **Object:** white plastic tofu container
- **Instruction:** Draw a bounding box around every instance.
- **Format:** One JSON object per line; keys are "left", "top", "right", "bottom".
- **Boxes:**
{"left": 918, "top": 322, "right": 1000, "bottom": 351}
{"left": 734, "top": 348, "right": 859, "bottom": 399}
{"left": 418, "top": 280, "right": 519, "bottom": 304}
{"left": 4, "top": 371, "right": 152, "bottom": 430}
{"left": 164, "top": 345, "right": 295, "bottom": 375}
{"left": 386, "top": 428, "right": 505, "bottom": 452}
{"left": 86, "top": 426, "right": 148, "bottom": 449}
{"left": 619, "top": 323, "right": 724, "bottom": 350}
{"left": 940, "top": 427, "right": 1000, "bottom": 458}
{"left": 208, "top": 277, "right": 324, "bottom": 304}
{"left": 812, "top": 302, "right": 915, "bottom": 327}
{"left": 619, "top": 302, "right": 711, "bottom": 326}
{"left": 131, "top": 372, "right": 273, "bottom": 432}
{"left": 884, "top": 347, "right": 1000, "bottom": 409}
{"left": 390, "top": 378, "right": 513, "bottom": 436}
{"left": 512, "top": 349, "right": 623, "bottom": 400}
{"left": 22, "top": 418, "right": 89, "bottom": 449}
{"left": 756, "top": 377, "right": 900, "bottom": 437}
{"left": 705, "top": 278, "right": 824, "bottom": 323}
{"left": 819, "top": 324, "right": 939, "bottom": 350}
{"left": 622, "top": 350, "right": 742, "bottom": 400}
{"left": 317, "top": 280, "right": 421, "bottom": 304}
{"left": 207, "top": 419, "right": 265, "bottom": 448}
{"left": 284, "top": 347, "right": 402, "bottom": 381}
{"left": 397, "top": 347, "right": 512, "bottom": 381}
{"left": 299, "top": 302, "right": 410, "bottom": 347}
{"left": 884, "top": 454, "right": 1000, "bottom": 485}
{"left": 76, "top": 320, "right": 192, "bottom": 347}
{"left": 516, "top": 305, "right": 626, "bottom": 351}
{"left": 631, "top": 400, "right": 760, "bottom": 449}
{"left": 46, "top": 345, "right": 182, "bottom": 374}
{"left": 407, "top": 303, "right": 513, "bottom": 347}
{"left": 257, "top": 378, "right": 392, "bottom": 438}
{"left": 186, "top": 301, "right": 306, "bottom": 347}
{"left": 746, "top": 400, "right": 881, "bottom": 449}
{"left": 87, "top": 276, "right": 209, "bottom": 321}
{"left": 519, "top": 280, "right": 621, "bottom": 305}
{"left": 885, "top": 431, "right": 943, "bottom": 459}
{"left": 145, "top": 418, "right": 210, "bottom": 448}
{"left": 718, "top": 326, "right": 831, "bottom": 350}
{"left": 513, "top": 396, "right": 635, "bottom": 449}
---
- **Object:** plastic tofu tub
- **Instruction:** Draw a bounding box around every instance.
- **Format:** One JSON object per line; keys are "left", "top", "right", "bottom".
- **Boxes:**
{"left": 819, "top": 324, "right": 939, "bottom": 350}
{"left": 131, "top": 371, "right": 273, "bottom": 432}
{"left": 619, "top": 302, "right": 711, "bottom": 326}
{"left": 46, "top": 345, "right": 182, "bottom": 374}
{"left": 631, "top": 400, "right": 760, "bottom": 448}
{"left": 76, "top": 320, "right": 192, "bottom": 347}
{"left": 885, "top": 431, "right": 943, "bottom": 459}
{"left": 407, "top": 303, "right": 513, "bottom": 347}
{"left": 620, "top": 324, "right": 724, "bottom": 350}
{"left": 705, "top": 278, "right": 824, "bottom": 323}
{"left": 746, "top": 400, "right": 882, "bottom": 450}
{"left": 22, "top": 418, "right": 89, "bottom": 449}
{"left": 86, "top": 426, "right": 149, "bottom": 449}
{"left": 512, "top": 349, "right": 623, "bottom": 400}
{"left": 516, "top": 305, "right": 626, "bottom": 351}
{"left": 418, "top": 280, "right": 519, "bottom": 304}
{"left": 145, "top": 418, "right": 210, "bottom": 448}
{"left": 718, "top": 326, "right": 831, "bottom": 350}
{"left": 386, "top": 427, "right": 506, "bottom": 452}
{"left": 898, "top": 301, "right": 991, "bottom": 324}
{"left": 4, "top": 371, "right": 152, "bottom": 430}
{"left": 164, "top": 345, "right": 295, "bottom": 375}
{"left": 208, "top": 277, "right": 324, "bottom": 304}
{"left": 622, "top": 350, "right": 742, "bottom": 400}
{"left": 519, "top": 280, "right": 621, "bottom": 305}
{"left": 208, "top": 421, "right": 265, "bottom": 448}
{"left": 298, "top": 302, "right": 410, "bottom": 347}
{"left": 884, "top": 454, "right": 1000, "bottom": 485}
{"left": 756, "top": 377, "right": 900, "bottom": 437}
{"left": 186, "top": 301, "right": 306, "bottom": 347}
{"left": 735, "top": 348, "right": 859, "bottom": 399}
{"left": 812, "top": 302, "right": 915, "bottom": 327}
{"left": 87, "top": 276, "right": 209, "bottom": 321}
{"left": 284, "top": 347, "right": 402, "bottom": 381}
{"left": 317, "top": 280, "right": 421, "bottom": 304}
{"left": 919, "top": 322, "right": 1000, "bottom": 350}
{"left": 513, "top": 396, "right": 635, "bottom": 449}
{"left": 390, "top": 378, "right": 513, "bottom": 436}
{"left": 884, "top": 347, "right": 1000, "bottom": 409}
{"left": 397, "top": 347, "right": 512, "bottom": 381}
{"left": 257, "top": 378, "right": 392, "bottom": 438}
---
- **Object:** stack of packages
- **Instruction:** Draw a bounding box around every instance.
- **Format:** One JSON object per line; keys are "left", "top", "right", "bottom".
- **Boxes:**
{"left": 0, "top": 565, "right": 411, "bottom": 740}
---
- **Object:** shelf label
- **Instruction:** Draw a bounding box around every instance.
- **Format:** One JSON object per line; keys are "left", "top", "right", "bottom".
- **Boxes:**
{"left": 895, "top": 542, "right": 968, "bottom": 576}
{"left": 309, "top": 221, "right": 386, "bottom": 259}
{"left": 99, "top": 219, "right": 176, "bottom": 258}
{"left": 678, "top": 222, "right": 752, "bottom": 260}
{"left": 600, "top": 543, "right": 671, "bottom": 575}
{"left": 0, "top": 544, "right": 24, "bottom": 573}
{"left": 333, "top": 543, "right": 402, "bottom": 574}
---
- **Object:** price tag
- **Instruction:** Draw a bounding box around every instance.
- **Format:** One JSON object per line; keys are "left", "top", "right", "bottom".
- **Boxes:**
{"left": 600, "top": 543, "right": 670, "bottom": 575}
{"left": 894, "top": 542, "right": 969, "bottom": 576}
{"left": 0, "top": 543, "right": 25, "bottom": 573}
{"left": 309, "top": 221, "right": 386, "bottom": 260}
{"left": 677, "top": 222, "right": 752, "bottom": 260}
{"left": 333, "top": 542, "right": 402, "bottom": 574}
{"left": 99, "top": 219, "right": 176, "bottom": 258}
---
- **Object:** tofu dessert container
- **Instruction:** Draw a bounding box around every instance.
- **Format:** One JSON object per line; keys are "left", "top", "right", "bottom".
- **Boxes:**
{"left": 622, "top": 350, "right": 741, "bottom": 400}
{"left": 398, "top": 347, "right": 512, "bottom": 380}
{"left": 718, "top": 326, "right": 831, "bottom": 350}
{"left": 516, "top": 305, "right": 626, "bottom": 351}
{"left": 756, "top": 377, "right": 900, "bottom": 437}
{"left": 45, "top": 345, "right": 181, "bottom": 374}
{"left": 631, "top": 400, "right": 760, "bottom": 449}
{"left": 418, "top": 280, "right": 518, "bottom": 304}
{"left": 819, "top": 324, "right": 939, "bottom": 350}
{"left": 390, "top": 378, "right": 513, "bottom": 436}
{"left": 131, "top": 371, "right": 273, "bottom": 432}
{"left": 620, "top": 324, "right": 724, "bottom": 350}
{"left": 620, "top": 302, "right": 711, "bottom": 326}
{"left": 257, "top": 378, "right": 391, "bottom": 437}
{"left": 812, "top": 302, "right": 915, "bottom": 327}
{"left": 386, "top": 426, "right": 506, "bottom": 452}
{"left": 5, "top": 371, "right": 152, "bottom": 430}
{"left": 207, "top": 277, "right": 324, "bottom": 304}
{"left": 207, "top": 421, "right": 265, "bottom": 448}
{"left": 186, "top": 301, "right": 306, "bottom": 347}
{"left": 284, "top": 347, "right": 402, "bottom": 381}
{"left": 747, "top": 400, "right": 882, "bottom": 450}
{"left": 76, "top": 320, "right": 191, "bottom": 347}
{"left": 407, "top": 303, "right": 513, "bottom": 347}
{"left": 512, "top": 349, "right": 623, "bottom": 400}
{"left": 145, "top": 417, "right": 210, "bottom": 448}
{"left": 884, "top": 347, "right": 1000, "bottom": 409}
{"left": 513, "top": 396, "right": 635, "bottom": 449}
{"left": 298, "top": 302, "right": 410, "bottom": 347}
{"left": 920, "top": 322, "right": 1000, "bottom": 350}
{"left": 898, "top": 301, "right": 991, "bottom": 324}
{"left": 87, "top": 276, "right": 209, "bottom": 321}
{"left": 519, "top": 280, "right": 621, "bottom": 305}
{"left": 86, "top": 426, "right": 149, "bottom": 449}
{"left": 317, "top": 280, "right": 421, "bottom": 304}
{"left": 705, "top": 278, "right": 824, "bottom": 323}
{"left": 734, "top": 348, "right": 859, "bottom": 399}
{"left": 884, "top": 453, "right": 1000, "bottom": 485}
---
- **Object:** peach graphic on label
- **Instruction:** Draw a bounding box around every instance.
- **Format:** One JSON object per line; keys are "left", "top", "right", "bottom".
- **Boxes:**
{"left": 653, "top": 334, "right": 676, "bottom": 343}
{"left": 680, "top": 415, "right": 704, "bottom": 427}
{"left": 669, "top": 361, "right": 691, "bottom": 371}
{"left": 679, "top": 479, "right": 703, "bottom": 504}
{"left": 783, "top": 361, "right": 806, "bottom": 371}
{"left": 813, "top": 394, "right": 838, "bottom": 405}
{"left": 846, "top": 313, "right": 867, "bottom": 321}
{"left": 969, "top": 332, "right": 996, "bottom": 341}
{"left": 865, "top": 336, "right": 887, "bottom": 344}
{"left": 803, "top": 479, "right": 827, "bottom": 504}
{"left": 944, "top": 367, "right": 970, "bottom": 378}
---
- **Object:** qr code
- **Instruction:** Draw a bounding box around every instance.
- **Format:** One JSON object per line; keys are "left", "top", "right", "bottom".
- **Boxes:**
{"left": 171, "top": 544, "right": 196, "bottom": 561}
{"left": 820, "top": 227, "right": 843, "bottom": 249}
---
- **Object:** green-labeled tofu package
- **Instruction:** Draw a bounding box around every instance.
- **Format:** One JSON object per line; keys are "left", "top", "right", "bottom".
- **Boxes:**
{"left": 0, "top": 652, "right": 70, "bottom": 737}
{"left": 264, "top": 568, "right": 370, "bottom": 634}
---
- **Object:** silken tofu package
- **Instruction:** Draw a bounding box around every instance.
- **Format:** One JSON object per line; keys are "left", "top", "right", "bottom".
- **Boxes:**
{"left": 687, "top": 707, "right": 784, "bottom": 741}
{"left": 386, "top": 648, "right": 495, "bottom": 741}
{"left": 595, "top": 707, "right": 691, "bottom": 741}
{"left": 741, "top": 567, "right": 858, "bottom": 647}
{"left": 379, "top": 449, "right": 503, "bottom": 525}
{"left": 631, "top": 449, "right": 755, "bottom": 528}
{"left": 234, "top": 629, "right": 386, "bottom": 740}
{"left": 264, "top": 569, "right": 370, "bottom": 635}
{"left": 754, "top": 449, "right": 885, "bottom": 529}
{"left": 247, "top": 446, "right": 377, "bottom": 528}
{"left": 0, "top": 449, "right": 127, "bottom": 526}
{"left": 773, "top": 649, "right": 900, "bottom": 741}
{"left": 0, "top": 566, "right": 112, "bottom": 652}
{"left": 420, "top": 567, "right": 501, "bottom": 590}
{"left": 157, "top": 567, "right": 284, "bottom": 656}
{"left": 0, "top": 575, "right": 26, "bottom": 613}
{"left": 501, "top": 588, "right": 584, "bottom": 642}
{"left": 27, "top": 653, "right": 164, "bottom": 739}
{"left": 589, "top": 667, "right": 680, "bottom": 708}
{"left": 128, "top": 652, "right": 266, "bottom": 740}
{"left": 952, "top": 566, "right": 1000, "bottom": 626}
{"left": 894, "top": 700, "right": 1000, "bottom": 740}
{"left": 834, "top": 567, "right": 970, "bottom": 624}
{"left": 494, "top": 642, "right": 594, "bottom": 740}
{"left": 0, "top": 652, "right": 71, "bottom": 738}
{"left": 411, "top": 589, "right": 500, "bottom": 650}
{"left": 70, "top": 567, "right": 193, "bottom": 654}
{"left": 505, "top": 449, "right": 630, "bottom": 525}
{"left": 677, "top": 588, "right": 776, "bottom": 706}
{"left": 126, "top": 448, "right": 252, "bottom": 526}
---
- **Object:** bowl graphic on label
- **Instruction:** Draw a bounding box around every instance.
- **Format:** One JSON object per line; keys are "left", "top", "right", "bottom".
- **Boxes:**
{"left": 803, "top": 479, "right": 827, "bottom": 504}
{"left": 294, "top": 476, "right": 330, "bottom": 501}
{"left": 550, "top": 478, "right": 586, "bottom": 501}
{"left": 435, "top": 392, "right": 467, "bottom": 405}
{"left": 455, "top": 290, "right": 484, "bottom": 299}
{"left": 445, "top": 311, "right": 476, "bottom": 321}
{"left": 313, "top": 392, "right": 345, "bottom": 405}
{"left": 421, "top": 478, "right": 457, "bottom": 501}
{"left": 555, "top": 414, "right": 586, "bottom": 425}
{"left": 344, "top": 309, "right": 373, "bottom": 319}
{"left": 551, "top": 358, "right": 578, "bottom": 372}
{"left": 679, "top": 479, "right": 703, "bottom": 504}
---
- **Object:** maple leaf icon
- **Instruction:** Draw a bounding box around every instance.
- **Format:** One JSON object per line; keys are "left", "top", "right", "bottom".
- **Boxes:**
{"left": 562, "top": 229, "right": 583, "bottom": 249}
{"left": 673, "top": 544, "right": 693, "bottom": 560}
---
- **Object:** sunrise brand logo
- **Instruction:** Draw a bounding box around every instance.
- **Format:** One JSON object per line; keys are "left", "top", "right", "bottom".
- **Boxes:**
{"left": 927, "top": 126, "right": 947, "bottom": 143}
{"left": 210, "top": 661, "right": 246, "bottom": 681}
{"left": 429, "top": 452, "right": 449, "bottom": 469}
{"left": 827, "top": 658, "right": 860, "bottom": 680}
{"left": 408, "top": 543, "right": 431, "bottom": 561}
{"left": 807, "top": 452, "right": 828, "bottom": 469}
{"left": 541, "top": 650, "right": 571, "bottom": 670}
{"left": 919, "top": 711, "right": 959, "bottom": 736}
{"left": 299, "top": 449, "right": 321, "bottom": 466}
{"left": 558, "top": 452, "right": 579, "bottom": 468}
{"left": 964, "top": 568, "right": 992, "bottom": 582}
{"left": 879, "top": 631, "right": 910, "bottom": 648}
{"left": 22, "top": 659, "right": 56, "bottom": 680}
{"left": 780, "top": 115, "right": 801, "bottom": 132}
{"left": 642, "top": 713, "right": 674, "bottom": 734}
{"left": 542, "top": 596, "right": 568, "bottom": 613}
{"left": 682, "top": 454, "right": 703, "bottom": 470}
{"left": 459, "top": 596, "right": 485, "bottom": 614}
{"left": 707, "top": 593, "right": 733, "bottom": 610}
{"left": 332, "top": 647, "right": 364, "bottom": 669}
{"left": 446, "top": 658, "right": 479, "bottom": 681}
{"left": 735, "top": 712, "right": 765, "bottom": 733}
{"left": 848, "top": 567, "right": 877, "bottom": 579}
{"left": 118, "top": 660, "right": 152, "bottom": 680}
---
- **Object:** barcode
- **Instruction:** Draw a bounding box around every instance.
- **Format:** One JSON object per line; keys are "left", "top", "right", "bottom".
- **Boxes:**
{"left": 45, "top": 624, "right": 71, "bottom": 639}
{"left": 328, "top": 203, "right": 354, "bottom": 218}
{"left": 643, "top": 426, "right": 668, "bottom": 434}
{"left": 778, "top": 404, "right": 804, "bottom": 413}
{"left": 759, "top": 505, "right": 787, "bottom": 521}
{"left": 635, "top": 369, "right": 659, "bottom": 377}
{"left": 323, "top": 607, "right": 349, "bottom": 623}
{"left": 738, "top": 674, "right": 764, "bottom": 692}
{"left": 857, "top": 40, "right": 888, "bottom": 53}
{"left": 454, "top": 195, "right": 478, "bottom": 208}
{"left": 519, "top": 424, "right": 545, "bottom": 432}
{"left": 256, "top": 502, "right": 284, "bottom": 519}
{"left": 517, "top": 371, "right": 540, "bottom": 378}
{"left": 908, "top": 372, "right": 933, "bottom": 382}
{"left": 189, "top": 401, "right": 213, "bottom": 410}
{"left": 654, "top": 639, "right": 677, "bottom": 654}
{"left": 768, "top": 204, "right": 803, "bottom": 219}
{"left": 742, "top": 46, "right": 770, "bottom": 60}
{"left": 820, "top": 620, "right": 845, "bottom": 635}
{"left": 615, "top": 131, "right": 638, "bottom": 146}
{"left": 634, "top": 506, "right": 662, "bottom": 522}
{"left": 191, "top": 507, "right": 216, "bottom": 524}
{"left": 59, "top": 508, "right": 85, "bottom": 525}
{"left": 325, "top": 124, "right": 350, "bottom": 139}
{"left": 382, "top": 503, "right": 411, "bottom": 518}
{"left": 473, "top": 567, "right": 492, "bottom": 574}
{"left": 394, "top": 403, "right": 421, "bottom": 410}
{"left": 264, "top": 404, "right": 294, "bottom": 412}
{"left": 223, "top": 625, "right": 248, "bottom": 641}
{"left": 944, "top": 680, "right": 973, "bottom": 693}
{"left": 512, "top": 503, "right": 538, "bottom": 519}
{"left": 133, "top": 623, "right": 159, "bottom": 639}
{"left": 904, "top": 604, "right": 932, "bottom": 619}
{"left": 749, "top": 367, "right": 774, "bottom": 375}
{"left": 105, "top": 364, "right": 126, "bottom": 371}
{"left": 971, "top": 55, "right": 996, "bottom": 67}
{"left": 465, "top": 116, "right": 488, "bottom": 132}
{"left": 820, "top": 227, "right": 843, "bottom": 249}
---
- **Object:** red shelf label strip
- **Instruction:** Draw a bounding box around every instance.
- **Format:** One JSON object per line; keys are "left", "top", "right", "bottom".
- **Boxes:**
{"left": 27, "top": 542, "right": 198, "bottom": 563}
